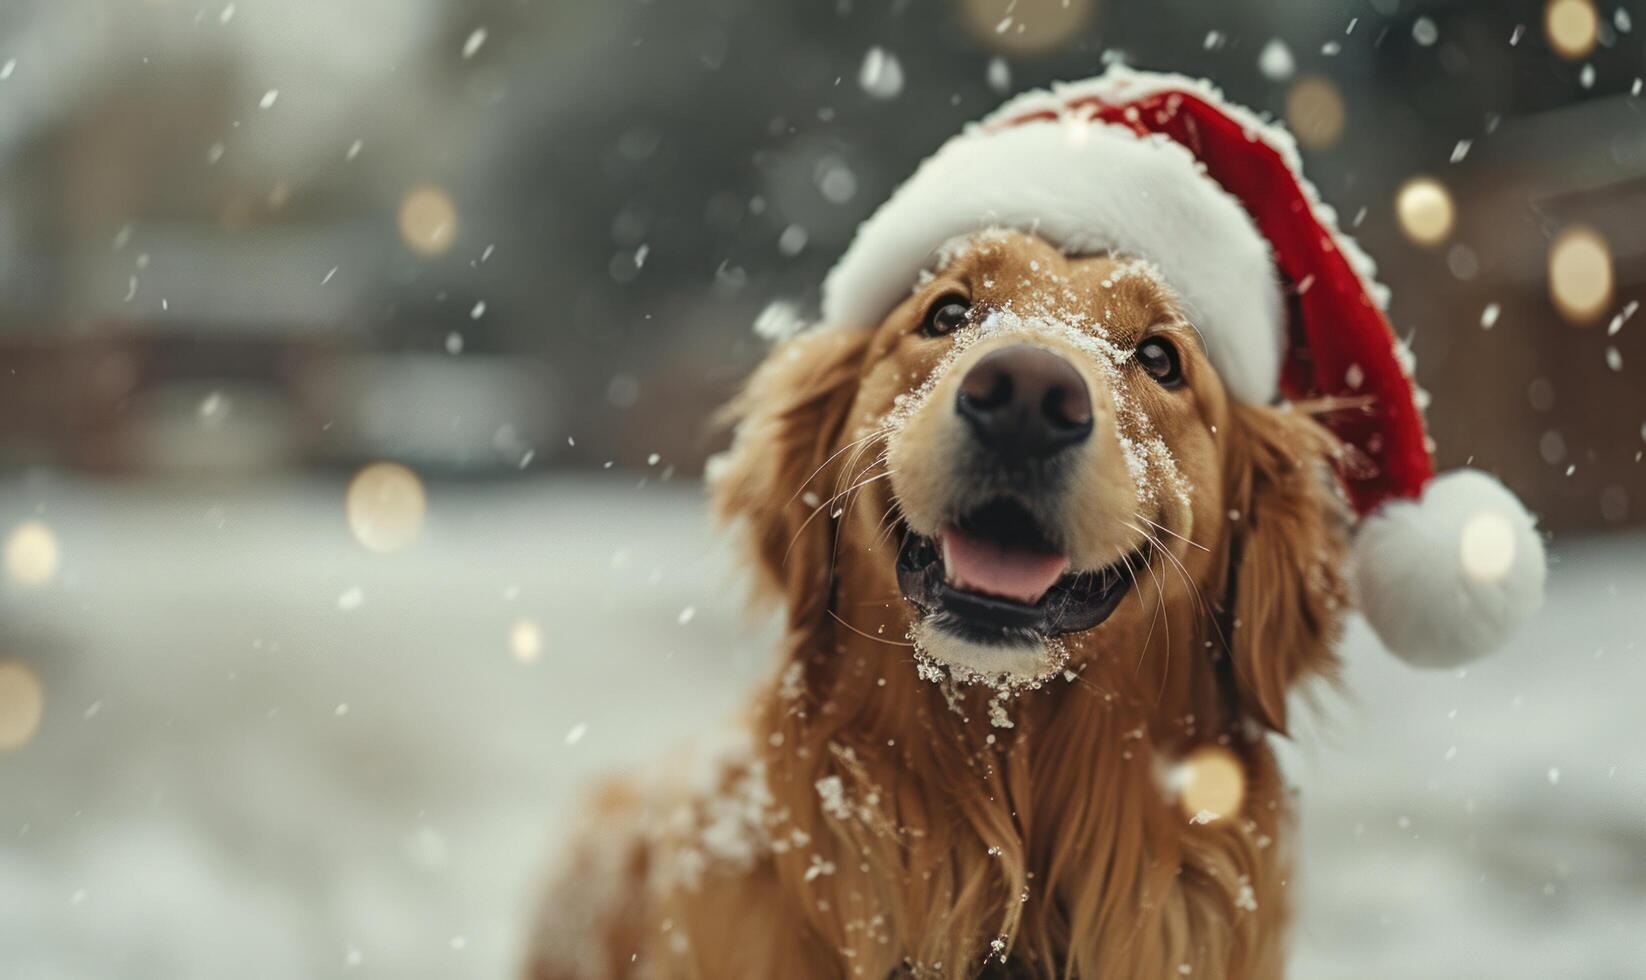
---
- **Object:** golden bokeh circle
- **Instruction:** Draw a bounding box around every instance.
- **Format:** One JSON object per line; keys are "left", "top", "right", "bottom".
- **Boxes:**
{"left": 1178, "top": 745, "right": 1246, "bottom": 824}
{"left": 4, "top": 521, "right": 60, "bottom": 586}
{"left": 956, "top": 0, "right": 1095, "bottom": 55}
{"left": 1545, "top": 0, "right": 1599, "bottom": 60}
{"left": 510, "top": 618, "right": 542, "bottom": 663}
{"left": 1395, "top": 177, "right": 1455, "bottom": 247}
{"left": 346, "top": 462, "right": 427, "bottom": 553}
{"left": 1459, "top": 511, "right": 1517, "bottom": 584}
{"left": 1286, "top": 75, "right": 1346, "bottom": 151}
{"left": 398, "top": 184, "right": 459, "bottom": 257}
{"left": 1548, "top": 225, "right": 1613, "bottom": 324}
{"left": 0, "top": 660, "right": 45, "bottom": 752}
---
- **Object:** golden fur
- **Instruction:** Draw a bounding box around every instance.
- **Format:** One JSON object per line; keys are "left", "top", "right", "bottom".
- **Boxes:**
{"left": 527, "top": 232, "right": 1351, "bottom": 979}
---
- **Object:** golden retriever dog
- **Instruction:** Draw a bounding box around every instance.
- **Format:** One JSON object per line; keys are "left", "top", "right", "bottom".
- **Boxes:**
{"left": 525, "top": 229, "right": 1349, "bottom": 979}
{"left": 525, "top": 67, "right": 1544, "bottom": 980}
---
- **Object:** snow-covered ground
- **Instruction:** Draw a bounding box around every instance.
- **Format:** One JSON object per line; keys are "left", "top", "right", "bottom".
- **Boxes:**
{"left": 0, "top": 476, "right": 1641, "bottom": 978}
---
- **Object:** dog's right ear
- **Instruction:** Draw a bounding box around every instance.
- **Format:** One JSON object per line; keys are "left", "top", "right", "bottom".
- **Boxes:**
{"left": 1217, "top": 402, "right": 1351, "bottom": 734}
{"left": 711, "top": 328, "right": 871, "bottom": 629}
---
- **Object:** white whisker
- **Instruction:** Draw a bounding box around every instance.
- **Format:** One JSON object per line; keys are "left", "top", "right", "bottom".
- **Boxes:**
{"left": 784, "top": 468, "right": 896, "bottom": 565}
{"left": 828, "top": 609, "right": 914, "bottom": 647}
{"left": 1135, "top": 512, "right": 1208, "bottom": 553}
{"left": 786, "top": 426, "right": 889, "bottom": 507}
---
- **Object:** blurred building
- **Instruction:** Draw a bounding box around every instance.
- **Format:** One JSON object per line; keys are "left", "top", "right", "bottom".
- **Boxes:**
{"left": 0, "top": 0, "right": 1640, "bottom": 530}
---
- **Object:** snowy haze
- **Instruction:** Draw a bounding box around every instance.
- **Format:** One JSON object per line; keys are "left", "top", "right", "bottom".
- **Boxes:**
{"left": 0, "top": 477, "right": 1641, "bottom": 977}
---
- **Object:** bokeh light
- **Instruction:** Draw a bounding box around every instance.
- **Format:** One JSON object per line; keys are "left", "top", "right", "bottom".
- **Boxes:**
{"left": 1176, "top": 745, "right": 1246, "bottom": 824}
{"left": 1548, "top": 225, "right": 1613, "bottom": 324}
{"left": 1286, "top": 75, "right": 1346, "bottom": 150}
{"left": 4, "top": 520, "right": 61, "bottom": 586}
{"left": 1395, "top": 177, "right": 1455, "bottom": 247}
{"left": 346, "top": 462, "right": 427, "bottom": 553}
{"left": 398, "top": 184, "right": 459, "bottom": 257}
{"left": 0, "top": 659, "right": 45, "bottom": 752}
{"left": 1545, "top": 0, "right": 1599, "bottom": 60}
{"left": 510, "top": 618, "right": 542, "bottom": 663}
{"left": 956, "top": 0, "right": 1094, "bottom": 55}
{"left": 1459, "top": 511, "right": 1518, "bottom": 584}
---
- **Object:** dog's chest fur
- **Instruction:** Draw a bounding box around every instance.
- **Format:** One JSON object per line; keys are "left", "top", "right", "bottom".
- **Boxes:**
{"left": 741, "top": 623, "right": 1295, "bottom": 979}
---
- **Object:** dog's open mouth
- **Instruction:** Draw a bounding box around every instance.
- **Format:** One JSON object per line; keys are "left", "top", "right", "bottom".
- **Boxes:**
{"left": 896, "top": 498, "right": 1148, "bottom": 645}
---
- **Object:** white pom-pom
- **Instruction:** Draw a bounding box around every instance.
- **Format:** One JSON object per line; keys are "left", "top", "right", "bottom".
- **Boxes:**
{"left": 1352, "top": 468, "right": 1546, "bottom": 668}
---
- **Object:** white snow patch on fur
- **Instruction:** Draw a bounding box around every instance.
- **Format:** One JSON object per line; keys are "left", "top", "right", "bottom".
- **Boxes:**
{"left": 910, "top": 623, "right": 1065, "bottom": 685}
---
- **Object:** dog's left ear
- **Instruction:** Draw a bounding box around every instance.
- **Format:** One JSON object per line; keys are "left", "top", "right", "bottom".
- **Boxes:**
{"left": 1218, "top": 403, "right": 1351, "bottom": 734}
{"left": 711, "top": 328, "right": 871, "bottom": 630}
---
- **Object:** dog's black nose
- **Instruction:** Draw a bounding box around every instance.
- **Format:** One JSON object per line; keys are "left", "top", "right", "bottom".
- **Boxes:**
{"left": 956, "top": 344, "right": 1092, "bottom": 459}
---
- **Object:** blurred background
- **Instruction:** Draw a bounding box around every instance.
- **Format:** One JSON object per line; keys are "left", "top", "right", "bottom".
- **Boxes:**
{"left": 0, "top": 0, "right": 1642, "bottom": 976}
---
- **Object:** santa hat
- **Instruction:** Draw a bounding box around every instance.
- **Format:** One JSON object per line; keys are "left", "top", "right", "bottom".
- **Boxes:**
{"left": 817, "top": 66, "right": 1546, "bottom": 668}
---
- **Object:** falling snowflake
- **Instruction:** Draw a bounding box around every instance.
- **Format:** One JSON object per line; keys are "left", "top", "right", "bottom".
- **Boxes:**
{"left": 987, "top": 57, "right": 1011, "bottom": 93}
{"left": 1608, "top": 300, "right": 1638, "bottom": 335}
{"left": 778, "top": 224, "right": 808, "bottom": 257}
{"left": 858, "top": 47, "right": 904, "bottom": 100}
{"left": 815, "top": 156, "right": 858, "bottom": 204}
{"left": 753, "top": 299, "right": 807, "bottom": 342}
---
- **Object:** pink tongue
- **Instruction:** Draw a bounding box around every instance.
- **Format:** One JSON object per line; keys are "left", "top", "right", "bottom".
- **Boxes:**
{"left": 940, "top": 526, "right": 1070, "bottom": 606}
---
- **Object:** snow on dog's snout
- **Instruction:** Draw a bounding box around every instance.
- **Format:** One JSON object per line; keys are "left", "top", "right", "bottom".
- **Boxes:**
{"left": 884, "top": 305, "right": 1184, "bottom": 555}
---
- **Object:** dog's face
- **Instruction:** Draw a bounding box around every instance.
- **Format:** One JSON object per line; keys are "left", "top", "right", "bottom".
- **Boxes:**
{"left": 864, "top": 231, "right": 1225, "bottom": 679}
{"left": 718, "top": 229, "right": 1346, "bottom": 726}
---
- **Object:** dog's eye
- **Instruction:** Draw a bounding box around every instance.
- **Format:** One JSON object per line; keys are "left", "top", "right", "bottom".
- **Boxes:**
{"left": 920, "top": 296, "right": 971, "bottom": 338}
{"left": 1135, "top": 337, "right": 1184, "bottom": 388}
